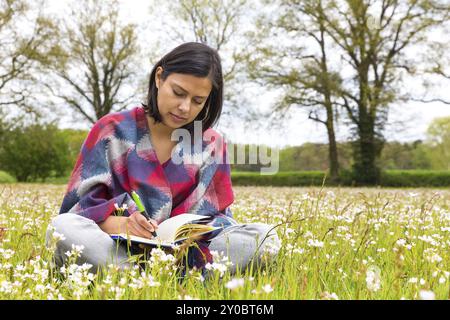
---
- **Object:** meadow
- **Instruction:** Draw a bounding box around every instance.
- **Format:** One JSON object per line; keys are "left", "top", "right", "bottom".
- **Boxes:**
{"left": 0, "top": 184, "right": 449, "bottom": 300}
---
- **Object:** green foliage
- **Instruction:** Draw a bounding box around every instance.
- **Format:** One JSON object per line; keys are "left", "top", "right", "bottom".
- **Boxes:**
{"left": 229, "top": 144, "right": 273, "bottom": 172}
{"left": 278, "top": 143, "right": 353, "bottom": 172}
{"left": 380, "top": 141, "right": 432, "bottom": 170}
{"left": 58, "top": 129, "right": 88, "bottom": 173}
{"left": 0, "top": 171, "right": 16, "bottom": 183}
{"left": 274, "top": 141, "right": 431, "bottom": 173}
{"left": 279, "top": 144, "right": 328, "bottom": 171}
{"left": 426, "top": 117, "right": 450, "bottom": 170}
{"left": 0, "top": 123, "right": 72, "bottom": 182}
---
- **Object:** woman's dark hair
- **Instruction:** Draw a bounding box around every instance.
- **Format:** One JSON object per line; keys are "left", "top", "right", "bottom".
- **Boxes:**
{"left": 143, "top": 42, "right": 223, "bottom": 132}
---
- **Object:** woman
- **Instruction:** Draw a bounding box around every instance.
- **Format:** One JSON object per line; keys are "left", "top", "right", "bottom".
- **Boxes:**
{"left": 46, "top": 42, "right": 280, "bottom": 276}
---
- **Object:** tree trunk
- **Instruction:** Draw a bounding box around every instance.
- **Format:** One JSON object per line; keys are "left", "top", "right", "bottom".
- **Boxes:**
{"left": 325, "top": 102, "right": 339, "bottom": 182}
{"left": 353, "top": 112, "right": 382, "bottom": 185}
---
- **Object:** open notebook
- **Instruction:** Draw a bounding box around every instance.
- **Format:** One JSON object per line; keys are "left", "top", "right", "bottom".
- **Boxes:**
{"left": 110, "top": 214, "right": 222, "bottom": 249}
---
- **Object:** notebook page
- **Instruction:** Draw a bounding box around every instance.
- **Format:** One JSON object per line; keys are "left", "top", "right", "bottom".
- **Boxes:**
{"left": 156, "top": 214, "right": 210, "bottom": 242}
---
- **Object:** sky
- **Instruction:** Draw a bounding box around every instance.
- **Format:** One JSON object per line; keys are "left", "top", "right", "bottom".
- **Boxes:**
{"left": 45, "top": 0, "right": 450, "bottom": 148}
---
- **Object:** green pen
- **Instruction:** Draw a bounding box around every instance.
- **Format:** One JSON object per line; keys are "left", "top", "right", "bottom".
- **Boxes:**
{"left": 131, "top": 191, "right": 157, "bottom": 237}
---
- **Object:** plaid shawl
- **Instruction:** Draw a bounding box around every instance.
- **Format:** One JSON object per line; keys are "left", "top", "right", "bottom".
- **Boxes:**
{"left": 59, "top": 106, "right": 236, "bottom": 270}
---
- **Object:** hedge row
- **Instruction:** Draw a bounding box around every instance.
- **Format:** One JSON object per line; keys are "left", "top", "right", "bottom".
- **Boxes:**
{"left": 231, "top": 171, "right": 329, "bottom": 187}
{"left": 379, "top": 170, "right": 450, "bottom": 187}
{"left": 231, "top": 170, "right": 450, "bottom": 187}
{"left": 1, "top": 170, "right": 449, "bottom": 187}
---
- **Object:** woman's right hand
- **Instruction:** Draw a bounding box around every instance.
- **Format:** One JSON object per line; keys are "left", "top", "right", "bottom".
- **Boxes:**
{"left": 98, "top": 213, "right": 158, "bottom": 239}
{"left": 125, "top": 212, "right": 158, "bottom": 239}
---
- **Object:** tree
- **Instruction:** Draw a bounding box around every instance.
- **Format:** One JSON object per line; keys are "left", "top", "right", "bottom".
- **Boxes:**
{"left": 411, "top": 38, "right": 450, "bottom": 106}
{"left": 315, "top": 0, "right": 449, "bottom": 184}
{"left": 246, "top": 0, "right": 343, "bottom": 181}
{"left": 44, "top": 0, "right": 142, "bottom": 124}
{"left": 253, "top": 0, "right": 450, "bottom": 184}
{"left": 157, "top": 0, "right": 249, "bottom": 81}
{"left": 0, "top": 108, "right": 11, "bottom": 143}
{"left": 0, "top": 0, "right": 58, "bottom": 114}
{"left": 153, "top": 0, "right": 257, "bottom": 122}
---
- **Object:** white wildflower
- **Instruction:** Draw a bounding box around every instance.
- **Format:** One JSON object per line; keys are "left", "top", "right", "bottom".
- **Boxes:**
{"left": 35, "top": 284, "right": 46, "bottom": 293}
{"left": 366, "top": 266, "right": 381, "bottom": 292}
{"left": 149, "top": 248, "right": 176, "bottom": 264}
{"left": 225, "top": 278, "right": 245, "bottom": 290}
{"left": 0, "top": 248, "right": 15, "bottom": 260}
{"left": 178, "top": 295, "right": 199, "bottom": 300}
{"left": 205, "top": 262, "right": 229, "bottom": 277}
{"left": 304, "top": 231, "right": 314, "bottom": 238}
{"left": 418, "top": 235, "right": 438, "bottom": 246}
{"left": 103, "top": 275, "right": 113, "bottom": 285}
{"left": 428, "top": 254, "right": 443, "bottom": 263}
{"left": 419, "top": 290, "right": 435, "bottom": 300}
{"left": 52, "top": 232, "right": 66, "bottom": 242}
{"left": 65, "top": 244, "right": 85, "bottom": 258}
{"left": 307, "top": 239, "right": 324, "bottom": 248}
{"left": 195, "top": 274, "right": 205, "bottom": 282}
{"left": 262, "top": 284, "right": 273, "bottom": 293}
{"left": 139, "top": 272, "right": 160, "bottom": 288}
{"left": 0, "top": 280, "right": 13, "bottom": 294}
{"left": 284, "top": 228, "right": 295, "bottom": 237}
{"left": 263, "top": 241, "right": 281, "bottom": 255}
{"left": 322, "top": 291, "right": 339, "bottom": 300}
{"left": 109, "top": 286, "right": 125, "bottom": 299}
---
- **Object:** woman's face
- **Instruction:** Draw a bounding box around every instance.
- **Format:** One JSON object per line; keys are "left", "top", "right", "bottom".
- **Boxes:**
{"left": 155, "top": 67, "right": 212, "bottom": 129}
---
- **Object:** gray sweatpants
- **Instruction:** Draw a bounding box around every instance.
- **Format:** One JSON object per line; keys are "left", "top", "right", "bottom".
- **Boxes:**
{"left": 45, "top": 213, "right": 281, "bottom": 275}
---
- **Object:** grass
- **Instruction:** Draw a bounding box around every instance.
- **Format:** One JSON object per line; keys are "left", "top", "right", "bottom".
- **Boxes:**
{"left": 0, "top": 184, "right": 449, "bottom": 299}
